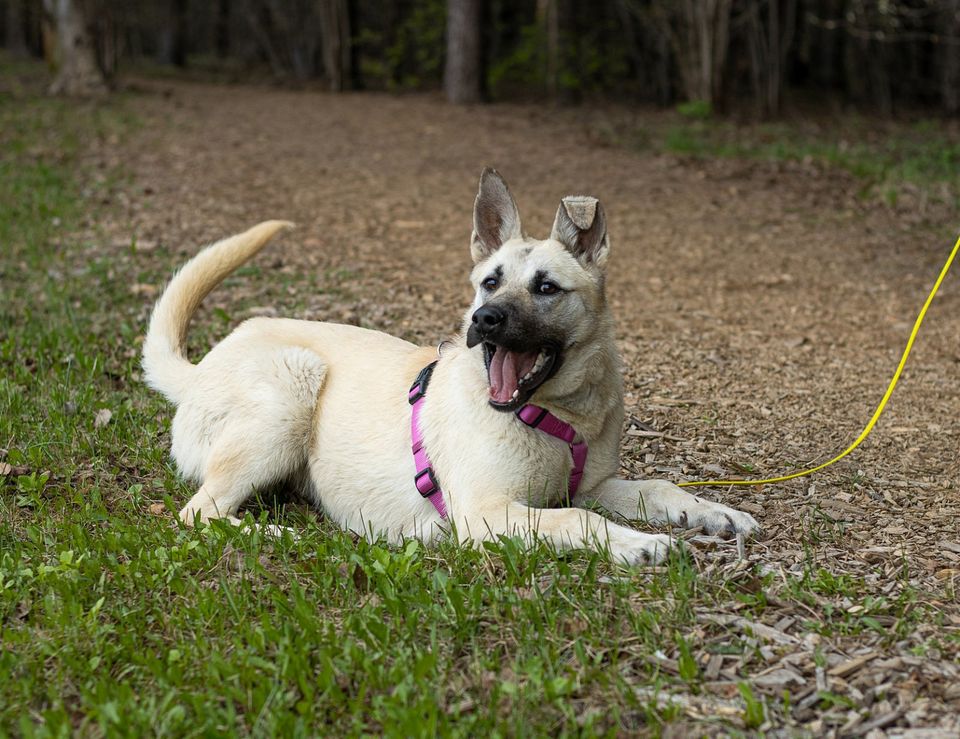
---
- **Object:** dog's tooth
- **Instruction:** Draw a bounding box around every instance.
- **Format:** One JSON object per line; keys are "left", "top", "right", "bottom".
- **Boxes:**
{"left": 512, "top": 389, "right": 519, "bottom": 400}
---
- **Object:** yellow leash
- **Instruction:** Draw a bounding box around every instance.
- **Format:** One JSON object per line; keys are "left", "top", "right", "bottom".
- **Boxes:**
{"left": 678, "top": 233, "right": 959, "bottom": 489}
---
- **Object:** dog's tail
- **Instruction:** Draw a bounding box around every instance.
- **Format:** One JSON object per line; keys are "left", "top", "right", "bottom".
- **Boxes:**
{"left": 142, "top": 220, "right": 294, "bottom": 404}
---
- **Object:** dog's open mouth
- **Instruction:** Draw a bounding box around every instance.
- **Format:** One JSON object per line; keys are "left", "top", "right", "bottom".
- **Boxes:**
{"left": 482, "top": 342, "right": 559, "bottom": 411}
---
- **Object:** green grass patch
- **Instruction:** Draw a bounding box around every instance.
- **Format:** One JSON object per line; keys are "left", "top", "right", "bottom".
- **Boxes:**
{"left": 648, "top": 112, "right": 960, "bottom": 210}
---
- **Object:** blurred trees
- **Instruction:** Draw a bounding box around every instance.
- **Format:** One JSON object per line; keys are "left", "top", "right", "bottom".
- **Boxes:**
{"left": 5, "top": 0, "right": 27, "bottom": 55}
{"left": 650, "top": 0, "right": 733, "bottom": 109}
{"left": 2, "top": 0, "right": 957, "bottom": 115}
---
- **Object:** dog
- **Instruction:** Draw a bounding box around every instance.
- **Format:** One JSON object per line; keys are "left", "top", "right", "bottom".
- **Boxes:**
{"left": 142, "top": 169, "right": 760, "bottom": 564}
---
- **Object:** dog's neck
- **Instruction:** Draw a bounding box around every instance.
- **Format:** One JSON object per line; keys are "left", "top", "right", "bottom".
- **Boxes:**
{"left": 531, "top": 315, "right": 623, "bottom": 441}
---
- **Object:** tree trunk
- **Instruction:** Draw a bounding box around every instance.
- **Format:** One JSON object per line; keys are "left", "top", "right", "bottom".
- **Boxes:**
{"left": 347, "top": 0, "right": 363, "bottom": 89}
{"left": 216, "top": 0, "right": 230, "bottom": 59}
{"left": 942, "top": 0, "right": 960, "bottom": 115}
{"left": 6, "top": 0, "right": 29, "bottom": 56}
{"left": 43, "top": 0, "right": 107, "bottom": 97}
{"left": 537, "top": 0, "right": 559, "bottom": 99}
{"left": 171, "top": 0, "right": 188, "bottom": 67}
{"left": 318, "top": 0, "right": 351, "bottom": 92}
{"left": 445, "top": 0, "right": 482, "bottom": 104}
{"left": 157, "top": 0, "right": 187, "bottom": 67}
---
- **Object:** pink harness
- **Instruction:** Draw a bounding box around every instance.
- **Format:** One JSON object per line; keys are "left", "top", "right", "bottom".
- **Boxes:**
{"left": 408, "top": 361, "right": 588, "bottom": 520}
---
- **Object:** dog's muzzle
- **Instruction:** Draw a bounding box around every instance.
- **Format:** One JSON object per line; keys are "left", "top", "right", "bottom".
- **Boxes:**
{"left": 463, "top": 307, "right": 561, "bottom": 411}
{"left": 466, "top": 304, "right": 506, "bottom": 348}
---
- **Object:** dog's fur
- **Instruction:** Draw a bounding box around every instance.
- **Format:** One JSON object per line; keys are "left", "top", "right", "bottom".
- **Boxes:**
{"left": 143, "top": 169, "right": 759, "bottom": 564}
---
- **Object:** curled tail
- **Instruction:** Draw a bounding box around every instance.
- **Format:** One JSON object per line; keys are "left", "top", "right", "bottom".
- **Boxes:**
{"left": 142, "top": 220, "right": 294, "bottom": 404}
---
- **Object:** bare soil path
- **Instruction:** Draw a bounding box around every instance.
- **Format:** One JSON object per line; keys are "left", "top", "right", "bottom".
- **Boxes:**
{"left": 108, "top": 80, "right": 959, "bottom": 728}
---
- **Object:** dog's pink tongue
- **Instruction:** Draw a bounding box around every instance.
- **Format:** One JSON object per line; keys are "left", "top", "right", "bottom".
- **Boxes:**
{"left": 489, "top": 349, "right": 539, "bottom": 404}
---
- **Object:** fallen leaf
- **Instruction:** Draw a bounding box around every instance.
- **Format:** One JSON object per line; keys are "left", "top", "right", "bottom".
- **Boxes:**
{"left": 148, "top": 503, "right": 166, "bottom": 515}
{"left": 0, "top": 462, "right": 11, "bottom": 476}
{"left": 130, "top": 283, "right": 157, "bottom": 297}
{"left": 94, "top": 409, "right": 112, "bottom": 428}
{"left": 828, "top": 651, "right": 879, "bottom": 678}
{"left": 247, "top": 306, "right": 278, "bottom": 317}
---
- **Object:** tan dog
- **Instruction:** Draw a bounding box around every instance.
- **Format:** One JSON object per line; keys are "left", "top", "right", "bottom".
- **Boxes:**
{"left": 143, "top": 169, "right": 759, "bottom": 564}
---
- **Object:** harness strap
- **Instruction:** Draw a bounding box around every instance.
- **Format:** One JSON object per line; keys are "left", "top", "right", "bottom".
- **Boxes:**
{"left": 408, "top": 361, "right": 589, "bottom": 518}
{"left": 515, "top": 404, "right": 588, "bottom": 496}
{"left": 408, "top": 361, "right": 448, "bottom": 519}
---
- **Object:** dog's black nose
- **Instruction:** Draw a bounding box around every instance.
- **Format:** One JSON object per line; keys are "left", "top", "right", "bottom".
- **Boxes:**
{"left": 471, "top": 304, "right": 506, "bottom": 335}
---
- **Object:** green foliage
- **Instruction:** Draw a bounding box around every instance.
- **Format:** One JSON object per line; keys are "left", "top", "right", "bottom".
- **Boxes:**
{"left": 674, "top": 632, "right": 700, "bottom": 686}
{"left": 487, "top": 4, "right": 632, "bottom": 100}
{"left": 488, "top": 22, "right": 546, "bottom": 97}
{"left": 357, "top": 0, "right": 446, "bottom": 90}
{"left": 676, "top": 100, "right": 713, "bottom": 120}
{"left": 738, "top": 682, "right": 766, "bottom": 729}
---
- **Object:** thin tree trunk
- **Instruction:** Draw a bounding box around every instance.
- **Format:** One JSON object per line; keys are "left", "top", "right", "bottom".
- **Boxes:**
{"left": 537, "top": 0, "right": 559, "bottom": 99}
{"left": 318, "top": 0, "right": 351, "bottom": 92}
{"left": 655, "top": 0, "right": 731, "bottom": 108}
{"left": 744, "top": 0, "right": 796, "bottom": 117}
{"left": 6, "top": 0, "right": 29, "bottom": 56}
{"left": 171, "top": 0, "right": 188, "bottom": 67}
{"left": 445, "top": 0, "right": 482, "bottom": 104}
{"left": 767, "top": 0, "right": 780, "bottom": 114}
{"left": 347, "top": 0, "right": 363, "bottom": 89}
{"left": 216, "top": 0, "right": 230, "bottom": 59}
{"left": 43, "top": 0, "right": 107, "bottom": 97}
{"left": 943, "top": 0, "right": 960, "bottom": 115}
{"left": 709, "top": 0, "right": 732, "bottom": 105}
{"left": 614, "top": 0, "right": 644, "bottom": 86}
{"left": 156, "top": 0, "right": 187, "bottom": 66}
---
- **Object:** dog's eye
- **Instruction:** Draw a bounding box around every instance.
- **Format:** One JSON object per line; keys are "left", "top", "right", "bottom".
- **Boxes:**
{"left": 538, "top": 281, "right": 560, "bottom": 295}
{"left": 482, "top": 277, "right": 499, "bottom": 291}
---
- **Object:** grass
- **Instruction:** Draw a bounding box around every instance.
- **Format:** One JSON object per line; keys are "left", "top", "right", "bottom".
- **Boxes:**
{"left": 618, "top": 107, "right": 960, "bottom": 211}
{"left": 0, "top": 66, "right": 954, "bottom": 734}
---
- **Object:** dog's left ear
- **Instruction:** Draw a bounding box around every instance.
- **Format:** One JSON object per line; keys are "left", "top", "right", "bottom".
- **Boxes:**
{"left": 550, "top": 196, "right": 610, "bottom": 269}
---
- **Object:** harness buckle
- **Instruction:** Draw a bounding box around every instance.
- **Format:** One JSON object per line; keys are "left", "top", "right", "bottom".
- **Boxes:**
{"left": 414, "top": 466, "right": 440, "bottom": 497}
{"left": 516, "top": 405, "right": 549, "bottom": 428}
{"left": 408, "top": 361, "right": 438, "bottom": 405}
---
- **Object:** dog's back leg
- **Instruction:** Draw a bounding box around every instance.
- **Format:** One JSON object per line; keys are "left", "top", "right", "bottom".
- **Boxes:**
{"left": 177, "top": 347, "right": 326, "bottom": 526}
{"left": 179, "top": 430, "right": 290, "bottom": 525}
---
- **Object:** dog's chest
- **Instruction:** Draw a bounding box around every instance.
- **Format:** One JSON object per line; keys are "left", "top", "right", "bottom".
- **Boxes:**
{"left": 512, "top": 435, "right": 574, "bottom": 508}
{"left": 427, "top": 409, "right": 576, "bottom": 508}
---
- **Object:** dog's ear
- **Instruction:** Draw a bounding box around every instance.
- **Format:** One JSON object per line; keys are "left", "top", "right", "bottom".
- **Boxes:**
{"left": 471, "top": 168, "right": 522, "bottom": 263}
{"left": 550, "top": 196, "right": 610, "bottom": 268}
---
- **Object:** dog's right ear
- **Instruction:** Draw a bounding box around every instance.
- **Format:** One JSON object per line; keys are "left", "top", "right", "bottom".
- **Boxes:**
{"left": 471, "top": 168, "right": 522, "bottom": 263}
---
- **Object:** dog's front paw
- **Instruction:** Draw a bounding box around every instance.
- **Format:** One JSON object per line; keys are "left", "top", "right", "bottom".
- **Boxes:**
{"left": 637, "top": 480, "right": 762, "bottom": 539}
{"left": 678, "top": 499, "right": 761, "bottom": 538}
{"left": 609, "top": 531, "right": 673, "bottom": 565}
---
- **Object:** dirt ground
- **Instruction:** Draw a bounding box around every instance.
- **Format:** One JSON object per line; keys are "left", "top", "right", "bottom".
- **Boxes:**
{"left": 99, "top": 80, "right": 958, "bottom": 731}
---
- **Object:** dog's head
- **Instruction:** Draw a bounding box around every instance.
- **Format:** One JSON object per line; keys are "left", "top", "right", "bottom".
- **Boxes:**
{"left": 463, "top": 168, "right": 614, "bottom": 412}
